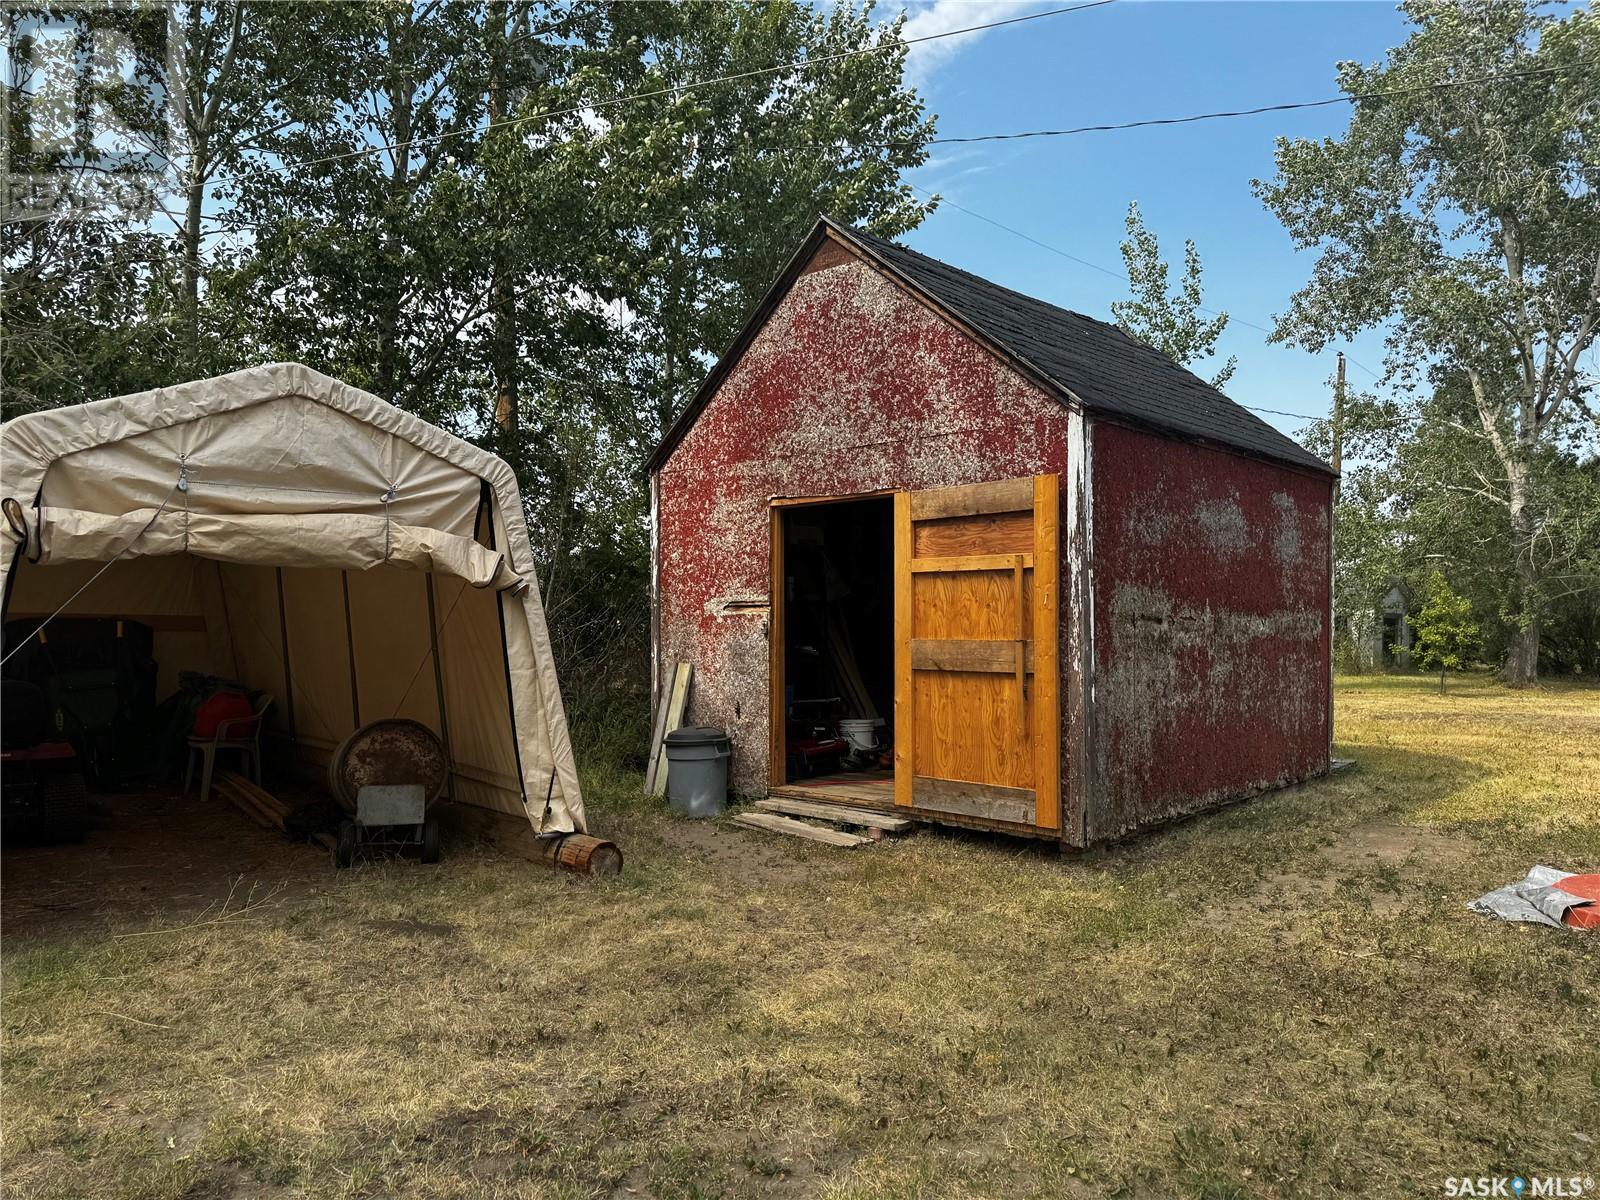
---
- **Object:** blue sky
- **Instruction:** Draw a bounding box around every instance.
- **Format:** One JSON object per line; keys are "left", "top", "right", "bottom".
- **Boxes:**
{"left": 896, "top": 0, "right": 1414, "bottom": 439}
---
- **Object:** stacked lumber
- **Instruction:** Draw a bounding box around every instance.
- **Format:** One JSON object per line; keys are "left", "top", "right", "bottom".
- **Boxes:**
{"left": 214, "top": 772, "right": 336, "bottom": 852}
{"left": 754, "top": 796, "right": 912, "bottom": 833}
{"left": 731, "top": 811, "right": 872, "bottom": 848}
{"left": 824, "top": 615, "right": 877, "bottom": 720}
{"left": 645, "top": 662, "right": 692, "bottom": 796}
{"left": 731, "top": 797, "right": 920, "bottom": 848}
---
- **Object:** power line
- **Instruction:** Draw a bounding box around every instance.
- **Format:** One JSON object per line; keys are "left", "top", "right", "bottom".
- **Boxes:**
{"left": 835, "top": 61, "right": 1594, "bottom": 148}
{"left": 202, "top": 0, "right": 1115, "bottom": 190}
{"left": 911, "top": 185, "right": 1384, "bottom": 411}
{"left": 915, "top": 185, "right": 1277, "bottom": 336}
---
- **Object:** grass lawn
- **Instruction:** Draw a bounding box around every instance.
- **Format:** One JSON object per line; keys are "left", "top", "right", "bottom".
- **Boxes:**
{"left": 3, "top": 674, "right": 1597, "bottom": 1199}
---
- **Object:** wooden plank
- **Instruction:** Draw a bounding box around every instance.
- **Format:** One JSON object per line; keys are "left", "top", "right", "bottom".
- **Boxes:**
{"left": 908, "top": 477, "right": 1034, "bottom": 522}
{"left": 770, "top": 781, "right": 895, "bottom": 806}
{"left": 894, "top": 491, "right": 913, "bottom": 810}
{"left": 731, "top": 811, "right": 872, "bottom": 848}
{"left": 6, "top": 612, "right": 209, "bottom": 632}
{"left": 770, "top": 489, "right": 896, "bottom": 508}
{"left": 913, "top": 776, "right": 1037, "bottom": 826}
{"left": 768, "top": 507, "right": 785, "bottom": 788}
{"left": 910, "top": 568, "right": 1032, "bottom": 790}
{"left": 1031, "top": 472, "right": 1061, "bottom": 831}
{"left": 649, "top": 663, "right": 692, "bottom": 797}
{"left": 644, "top": 665, "right": 674, "bottom": 794}
{"left": 912, "top": 511, "right": 1033, "bottom": 559}
{"left": 1012, "top": 555, "right": 1026, "bottom": 742}
{"left": 909, "top": 553, "right": 1033, "bottom": 573}
{"left": 912, "top": 638, "right": 1035, "bottom": 673}
{"left": 755, "top": 797, "right": 914, "bottom": 832}
{"left": 826, "top": 615, "right": 877, "bottom": 720}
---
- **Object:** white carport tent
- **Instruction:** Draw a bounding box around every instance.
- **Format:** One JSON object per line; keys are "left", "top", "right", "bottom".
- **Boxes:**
{"left": 0, "top": 363, "right": 584, "bottom": 834}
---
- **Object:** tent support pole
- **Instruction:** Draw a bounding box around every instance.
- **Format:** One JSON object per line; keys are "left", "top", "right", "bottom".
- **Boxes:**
{"left": 425, "top": 573, "right": 455, "bottom": 802}
{"left": 340, "top": 570, "right": 360, "bottom": 728}
{"left": 274, "top": 568, "right": 298, "bottom": 740}
{"left": 481, "top": 490, "right": 530, "bottom": 816}
{"left": 214, "top": 561, "right": 240, "bottom": 680}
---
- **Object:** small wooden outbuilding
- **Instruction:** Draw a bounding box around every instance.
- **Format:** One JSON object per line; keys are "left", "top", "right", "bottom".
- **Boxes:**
{"left": 646, "top": 218, "right": 1334, "bottom": 846}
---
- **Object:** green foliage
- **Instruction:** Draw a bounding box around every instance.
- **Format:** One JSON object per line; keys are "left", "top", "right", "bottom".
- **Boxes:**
{"left": 1109, "top": 201, "right": 1236, "bottom": 389}
{"left": 1302, "top": 376, "right": 1600, "bottom": 677}
{"left": 1, "top": 1, "right": 936, "bottom": 734}
{"left": 1411, "top": 570, "right": 1480, "bottom": 689}
{"left": 1255, "top": 0, "right": 1600, "bottom": 684}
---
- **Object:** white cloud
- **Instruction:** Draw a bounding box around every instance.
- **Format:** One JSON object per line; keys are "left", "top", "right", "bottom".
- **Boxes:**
{"left": 900, "top": 0, "right": 1037, "bottom": 83}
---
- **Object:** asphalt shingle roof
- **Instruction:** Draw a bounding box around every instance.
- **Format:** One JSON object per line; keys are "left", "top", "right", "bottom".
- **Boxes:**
{"left": 838, "top": 222, "right": 1333, "bottom": 475}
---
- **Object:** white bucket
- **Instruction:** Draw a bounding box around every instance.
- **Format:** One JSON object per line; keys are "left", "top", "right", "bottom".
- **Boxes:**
{"left": 839, "top": 718, "right": 879, "bottom": 753}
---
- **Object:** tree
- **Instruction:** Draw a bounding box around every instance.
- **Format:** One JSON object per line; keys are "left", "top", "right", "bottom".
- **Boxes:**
{"left": 2, "top": 4, "right": 174, "bottom": 415}
{"left": 2, "top": 0, "right": 938, "bottom": 715}
{"left": 1110, "top": 201, "right": 1236, "bottom": 389}
{"left": 1301, "top": 377, "right": 1599, "bottom": 677}
{"left": 589, "top": 0, "right": 934, "bottom": 434}
{"left": 1412, "top": 570, "right": 1480, "bottom": 692}
{"left": 1255, "top": 0, "right": 1600, "bottom": 685}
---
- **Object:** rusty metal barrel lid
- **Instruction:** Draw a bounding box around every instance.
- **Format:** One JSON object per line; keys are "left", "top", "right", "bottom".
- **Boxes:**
{"left": 328, "top": 719, "right": 448, "bottom": 813}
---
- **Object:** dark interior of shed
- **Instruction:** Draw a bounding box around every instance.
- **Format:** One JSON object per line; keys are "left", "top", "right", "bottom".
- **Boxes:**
{"left": 778, "top": 497, "right": 894, "bottom": 787}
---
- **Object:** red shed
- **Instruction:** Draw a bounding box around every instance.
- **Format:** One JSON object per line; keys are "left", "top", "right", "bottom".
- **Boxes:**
{"left": 646, "top": 218, "right": 1334, "bottom": 846}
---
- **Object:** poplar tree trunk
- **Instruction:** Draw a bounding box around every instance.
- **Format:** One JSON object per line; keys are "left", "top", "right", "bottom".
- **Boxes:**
{"left": 488, "top": 0, "right": 518, "bottom": 437}
{"left": 376, "top": 9, "right": 412, "bottom": 401}
{"left": 1504, "top": 458, "right": 1540, "bottom": 686}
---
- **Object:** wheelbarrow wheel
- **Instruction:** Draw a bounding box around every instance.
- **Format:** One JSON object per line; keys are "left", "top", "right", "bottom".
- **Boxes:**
{"left": 334, "top": 820, "right": 358, "bottom": 869}
{"left": 420, "top": 817, "right": 441, "bottom": 864}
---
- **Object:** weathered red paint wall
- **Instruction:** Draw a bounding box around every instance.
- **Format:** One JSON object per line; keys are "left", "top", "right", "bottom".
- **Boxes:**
{"left": 1087, "top": 419, "right": 1331, "bottom": 840}
{"left": 655, "top": 249, "right": 1069, "bottom": 795}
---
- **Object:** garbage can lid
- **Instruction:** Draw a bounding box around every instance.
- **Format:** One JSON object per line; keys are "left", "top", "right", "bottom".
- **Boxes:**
{"left": 664, "top": 725, "right": 729, "bottom": 748}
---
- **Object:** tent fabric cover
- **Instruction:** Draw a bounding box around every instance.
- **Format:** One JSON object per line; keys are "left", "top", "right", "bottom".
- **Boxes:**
{"left": 0, "top": 362, "right": 583, "bottom": 833}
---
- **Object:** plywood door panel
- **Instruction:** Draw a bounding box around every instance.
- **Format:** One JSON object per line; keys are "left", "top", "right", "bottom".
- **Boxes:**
{"left": 912, "top": 511, "right": 1033, "bottom": 559}
{"left": 894, "top": 475, "right": 1060, "bottom": 830}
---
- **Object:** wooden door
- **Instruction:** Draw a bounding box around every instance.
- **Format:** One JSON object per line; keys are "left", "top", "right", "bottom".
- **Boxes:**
{"left": 894, "top": 475, "right": 1059, "bottom": 830}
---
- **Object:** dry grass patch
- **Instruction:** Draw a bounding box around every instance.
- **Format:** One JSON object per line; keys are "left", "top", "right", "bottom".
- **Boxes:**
{"left": 3, "top": 675, "right": 1598, "bottom": 1198}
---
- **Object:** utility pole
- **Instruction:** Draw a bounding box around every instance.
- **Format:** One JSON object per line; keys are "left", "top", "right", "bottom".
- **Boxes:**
{"left": 1331, "top": 351, "right": 1346, "bottom": 505}
{"left": 1329, "top": 351, "right": 1345, "bottom": 741}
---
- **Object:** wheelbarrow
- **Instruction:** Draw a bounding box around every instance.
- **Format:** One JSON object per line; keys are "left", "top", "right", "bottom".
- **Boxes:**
{"left": 335, "top": 783, "right": 440, "bottom": 868}
{"left": 328, "top": 718, "right": 448, "bottom": 869}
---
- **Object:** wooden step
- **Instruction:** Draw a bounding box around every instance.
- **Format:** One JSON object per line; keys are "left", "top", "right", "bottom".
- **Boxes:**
{"left": 755, "top": 797, "right": 913, "bottom": 833}
{"left": 730, "top": 812, "right": 872, "bottom": 848}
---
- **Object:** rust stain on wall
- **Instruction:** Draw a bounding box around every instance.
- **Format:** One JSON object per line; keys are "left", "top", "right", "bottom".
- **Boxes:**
{"left": 1089, "top": 421, "right": 1332, "bottom": 840}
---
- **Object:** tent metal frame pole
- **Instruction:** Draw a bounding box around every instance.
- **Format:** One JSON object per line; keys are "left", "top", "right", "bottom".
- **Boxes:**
{"left": 340, "top": 570, "right": 360, "bottom": 728}
{"left": 424, "top": 572, "right": 456, "bottom": 802}
{"left": 214, "top": 561, "right": 241, "bottom": 680}
{"left": 481, "top": 487, "right": 529, "bottom": 809}
{"left": 274, "top": 567, "right": 298, "bottom": 739}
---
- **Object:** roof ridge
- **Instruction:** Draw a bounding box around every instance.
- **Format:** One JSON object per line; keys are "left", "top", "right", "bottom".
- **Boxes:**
{"left": 830, "top": 220, "right": 1331, "bottom": 475}
{"left": 844, "top": 223, "right": 1239, "bottom": 400}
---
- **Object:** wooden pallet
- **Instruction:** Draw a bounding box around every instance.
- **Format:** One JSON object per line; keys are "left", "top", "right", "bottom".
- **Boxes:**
{"left": 755, "top": 796, "right": 913, "bottom": 833}
{"left": 731, "top": 811, "right": 871, "bottom": 848}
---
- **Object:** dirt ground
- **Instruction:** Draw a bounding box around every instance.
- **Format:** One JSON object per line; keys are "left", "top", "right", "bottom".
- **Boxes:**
{"left": 2, "top": 675, "right": 1597, "bottom": 1200}
{"left": 2, "top": 790, "right": 330, "bottom": 939}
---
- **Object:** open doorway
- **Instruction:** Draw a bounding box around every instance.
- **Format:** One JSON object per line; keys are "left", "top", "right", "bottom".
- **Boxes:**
{"left": 771, "top": 496, "right": 896, "bottom": 808}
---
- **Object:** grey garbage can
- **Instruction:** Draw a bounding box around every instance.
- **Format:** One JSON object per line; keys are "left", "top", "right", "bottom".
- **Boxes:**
{"left": 662, "top": 726, "right": 731, "bottom": 818}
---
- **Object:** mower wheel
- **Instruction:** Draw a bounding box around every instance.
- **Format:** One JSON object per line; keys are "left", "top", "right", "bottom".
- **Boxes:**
{"left": 334, "top": 820, "right": 358, "bottom": 869}
{"left": 420, "top": 817, "right": 441, "bottom": 864}
{"left": 37, "top": 773, "right": 90, "bottom": 844}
